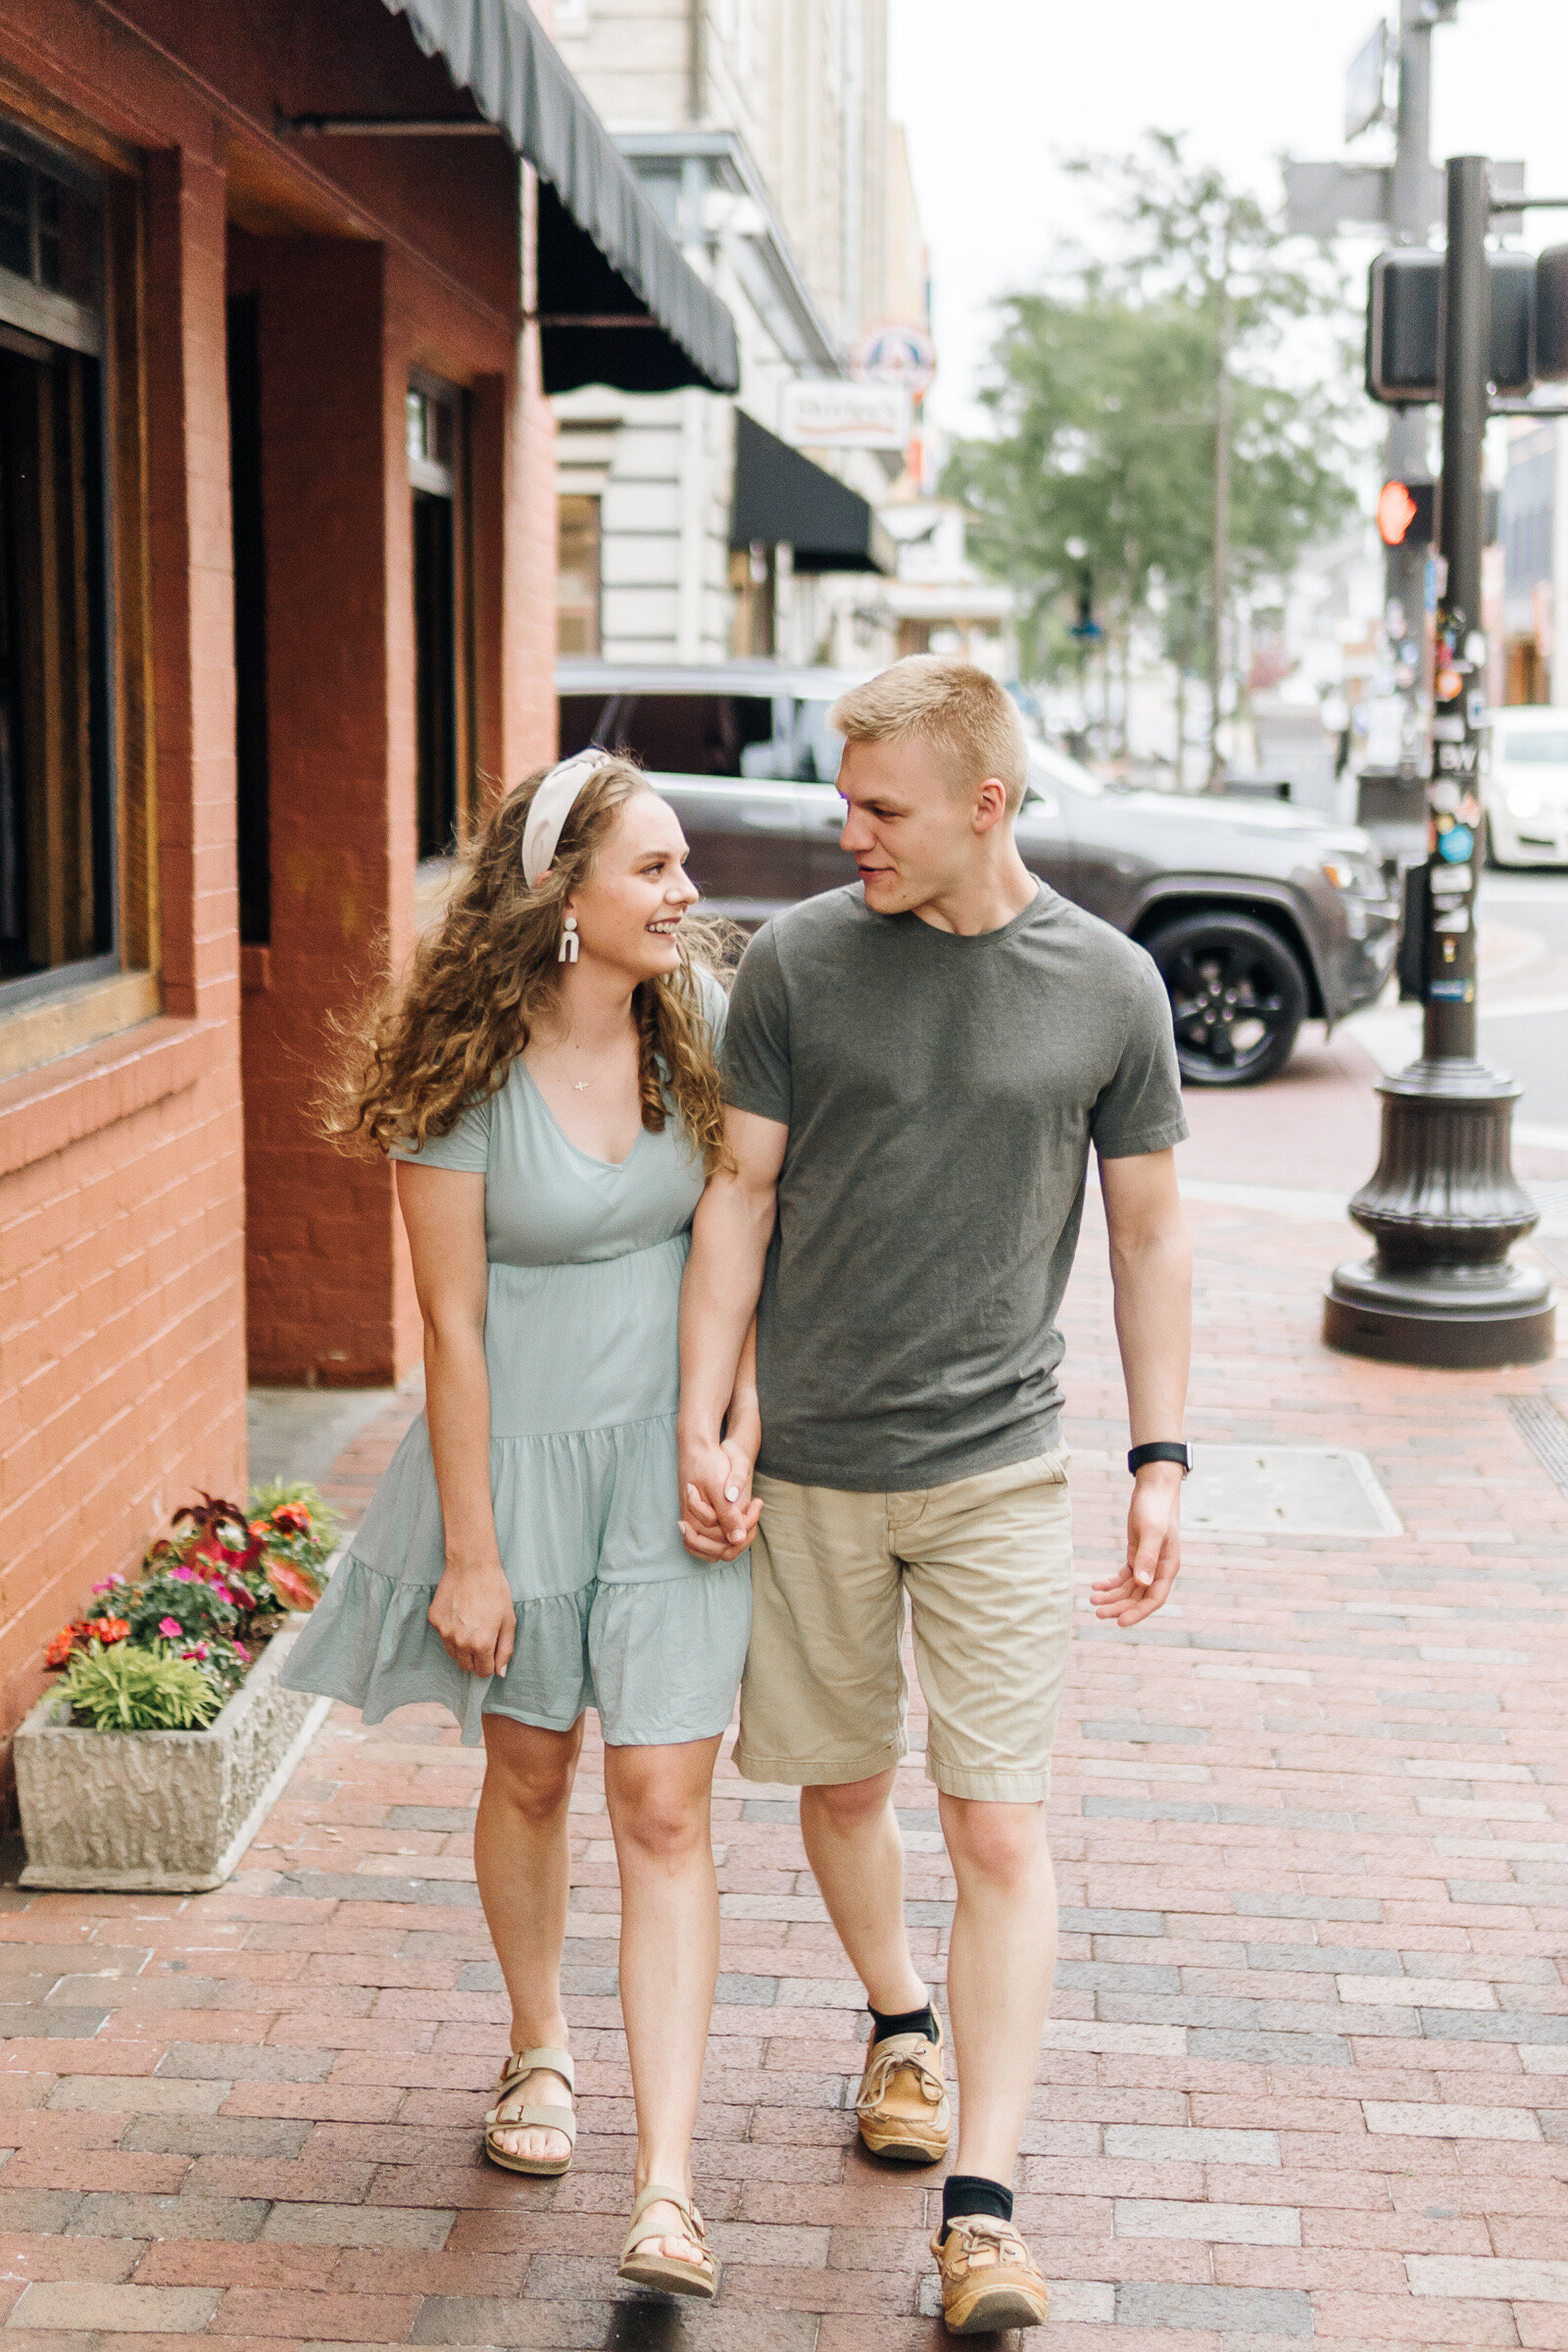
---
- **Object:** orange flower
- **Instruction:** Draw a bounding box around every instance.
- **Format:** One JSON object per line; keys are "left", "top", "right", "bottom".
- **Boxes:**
{"left": 93, "top": 1618, "right": 130, "bottom": 1644}
{"left": 44, "top": 1629, "right": 75, "bottom": 1669}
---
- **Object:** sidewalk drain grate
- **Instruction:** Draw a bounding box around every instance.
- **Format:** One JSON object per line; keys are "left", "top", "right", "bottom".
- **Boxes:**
{"left": 1507, "top": 1396, "right": 1568, "bottom": 1494}
{"left": 1185, "top": 1446, "right": 1402, "bottom": 1539}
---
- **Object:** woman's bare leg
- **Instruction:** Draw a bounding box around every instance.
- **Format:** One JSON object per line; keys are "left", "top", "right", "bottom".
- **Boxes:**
{"left": 474, "top": 1712, "right": 584, "bottom": 2163}
{"left": 605, "top": 1733, "right": 723, "bottom": 2264}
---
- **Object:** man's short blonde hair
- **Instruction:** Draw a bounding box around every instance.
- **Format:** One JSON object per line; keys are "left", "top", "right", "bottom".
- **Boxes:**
{"left": 829, "top": 656, "right": 1029, "bottom": 815}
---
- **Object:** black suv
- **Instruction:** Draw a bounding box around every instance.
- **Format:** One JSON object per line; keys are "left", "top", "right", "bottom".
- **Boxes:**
{"left": 559, "top": 661, "right": 1399, "bottom": 1086}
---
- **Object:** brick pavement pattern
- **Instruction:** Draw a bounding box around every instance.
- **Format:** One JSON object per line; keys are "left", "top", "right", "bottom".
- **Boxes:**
{"left": 6, "top": 1037, "right": 1568, "bottom": 2348}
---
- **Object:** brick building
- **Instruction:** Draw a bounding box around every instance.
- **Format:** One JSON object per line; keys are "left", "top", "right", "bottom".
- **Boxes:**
{"left": 0, "top": 0, "right": 736, "bottom": 1779}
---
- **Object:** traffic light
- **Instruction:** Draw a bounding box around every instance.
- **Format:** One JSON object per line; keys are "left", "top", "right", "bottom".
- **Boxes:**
{"left": 1068, "top": 570, "right": 1102, "bottom": 643}
{"left": 1539, "top": 246, "right": 1568, "bottom": 380}
{"left": 1376, "top": 477, "right": 1436, "bottom": 547}
{"left": 1366, "top": 247, "right": 1537, "bottom": 404}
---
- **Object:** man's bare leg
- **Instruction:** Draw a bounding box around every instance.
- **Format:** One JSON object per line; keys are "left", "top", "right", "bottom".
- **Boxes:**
{"left": 798, "top": 1771, "right": 929, "bottom": 2014}
{"left": 938, "top": 1793, "right": 1056, "bottom": 2180}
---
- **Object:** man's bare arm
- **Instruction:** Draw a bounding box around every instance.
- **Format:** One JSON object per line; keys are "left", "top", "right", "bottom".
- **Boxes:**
{"left": 1094, "top": 1148, "right": 1192, "bottom": 1628}
{"left": 678, "top": 1105, "right": 787, "bottom": 1547}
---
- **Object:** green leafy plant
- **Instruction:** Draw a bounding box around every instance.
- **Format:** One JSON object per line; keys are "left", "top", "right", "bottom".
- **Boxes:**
{"left": 60, "top": 1640, "right": 225, "bottom": 1733}
{"left": 123, "top": 1570, "right": 242, "bottom": 1649}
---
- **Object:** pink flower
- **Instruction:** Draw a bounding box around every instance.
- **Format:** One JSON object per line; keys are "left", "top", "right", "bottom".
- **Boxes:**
{"left": 233, "top": 1642, "right": 250, "bottom": 1661}
{"left": 158, "top": 1616, "right": 182, "bottom": 1637}
{"left": 210, "top": 1584, "right": 234, "bottom": 1605}
{"left": 171, "top": 1566, "right": 196, "bottom": 1583}
{"left": 181, "top": 1643, "right": 209, "bottom": 1662}
{"left": 91, "top": 1575, "right": 124, "bottom": 1594}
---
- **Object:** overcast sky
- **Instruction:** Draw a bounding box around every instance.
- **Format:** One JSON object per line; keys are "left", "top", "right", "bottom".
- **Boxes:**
{"left": 889, "top": 0, "right": 1568, "bottom": 436}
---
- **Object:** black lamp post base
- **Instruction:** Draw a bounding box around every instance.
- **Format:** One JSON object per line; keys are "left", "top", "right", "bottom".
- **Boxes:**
{"left": 1324, "top": 1050, "right": 1555, "bottom": 1368}
{"left": 1323, "top": 1254, "right": 1555, "bottom": 1368}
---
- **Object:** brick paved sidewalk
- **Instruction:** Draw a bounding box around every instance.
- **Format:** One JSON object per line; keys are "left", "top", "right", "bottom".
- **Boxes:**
{"left": 5, "top": 1035, "right": 1568, "bottom": 2349}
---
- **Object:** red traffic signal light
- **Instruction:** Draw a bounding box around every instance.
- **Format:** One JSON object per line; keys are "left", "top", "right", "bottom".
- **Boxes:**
{"left": 1377, "top": 477, "right": 1436, "bottom": 548}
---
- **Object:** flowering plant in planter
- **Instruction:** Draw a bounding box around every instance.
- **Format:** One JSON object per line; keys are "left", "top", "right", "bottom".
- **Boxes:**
{"left": 43, "top": 1483, "right": 339, "bottom": 1730}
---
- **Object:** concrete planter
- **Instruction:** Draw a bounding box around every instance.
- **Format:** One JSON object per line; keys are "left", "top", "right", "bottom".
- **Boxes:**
{"left": 15, "top": 1616, "right": 331, "bottom": 1893}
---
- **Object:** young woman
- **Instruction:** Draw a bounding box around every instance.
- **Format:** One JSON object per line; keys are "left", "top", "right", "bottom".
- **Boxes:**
{"left": 283, "top": 755, "right": 761, "bottom": 2299}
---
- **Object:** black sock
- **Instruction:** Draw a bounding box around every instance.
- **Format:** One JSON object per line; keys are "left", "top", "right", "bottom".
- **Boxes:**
{"left": 867, "top": 1999, "right": 937, "bottom": 2047}
{"left": 941, "top": 2175, "right": 1013, "bottom": 2239}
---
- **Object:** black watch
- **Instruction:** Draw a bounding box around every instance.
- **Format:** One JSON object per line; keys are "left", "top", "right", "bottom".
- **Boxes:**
{"left": 1128, "top": 1442, "right": 1193, "bottom": 1475}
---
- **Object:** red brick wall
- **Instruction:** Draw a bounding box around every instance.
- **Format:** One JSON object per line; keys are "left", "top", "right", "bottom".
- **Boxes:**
{"left": 0, "top": 141, "right": 246, "bottom": 1761}
{"left": 238, "top": 238, "right": 556, "bottom": 1387}
{"left": 237, "top": 238, "right": 412, "bottom": 1388}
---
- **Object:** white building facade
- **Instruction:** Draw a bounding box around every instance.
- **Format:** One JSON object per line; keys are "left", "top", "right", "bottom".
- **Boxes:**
{"left": 551, "top": 0, "right": 928, "bottom": 667}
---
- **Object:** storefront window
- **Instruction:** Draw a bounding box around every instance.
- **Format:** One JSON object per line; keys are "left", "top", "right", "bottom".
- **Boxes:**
{"left": 0, "top": 135, "right": 110, "bottom": 996}
{"left": 558, "top": 494, "right": 602, "bottom": 655}
{"left": 728, "top": 540, "right": 775, "bottom": 659}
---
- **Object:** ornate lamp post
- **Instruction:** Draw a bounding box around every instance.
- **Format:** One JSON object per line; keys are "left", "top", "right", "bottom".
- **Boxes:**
{"left": 1324, "top": 157, "right": 1554, "bottom": 1369}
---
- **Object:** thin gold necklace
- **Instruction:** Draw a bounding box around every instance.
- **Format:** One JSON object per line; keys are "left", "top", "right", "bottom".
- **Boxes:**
{"left": 553, "top": 1031, "right": 632, "bottom": 1093}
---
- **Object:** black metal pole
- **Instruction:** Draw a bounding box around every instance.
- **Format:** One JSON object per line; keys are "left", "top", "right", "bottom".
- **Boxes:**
{"left": 1425, "top": 153, "right": 1487, "bottom": 1060}
{"left": 1323, "top": 157, "right": 1554, "bottom": 1369}
{"left": 1381, "top": 0, "right": 1437, "bottom": 796}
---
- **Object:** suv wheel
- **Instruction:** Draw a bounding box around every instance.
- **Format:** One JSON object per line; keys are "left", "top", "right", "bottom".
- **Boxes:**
{"left": 1146, "top": 910, "right": 1307, "bottom": 1087}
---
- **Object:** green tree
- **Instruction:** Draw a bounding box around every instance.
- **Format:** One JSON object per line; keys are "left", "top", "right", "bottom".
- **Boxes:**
{"left": 947, "top": 132, "right": 1360, "bottom": 781}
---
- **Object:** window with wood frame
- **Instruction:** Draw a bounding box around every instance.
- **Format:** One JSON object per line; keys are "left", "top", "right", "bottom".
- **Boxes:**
{"left": 0, "top": 134, "right": 112, "bottom": 998}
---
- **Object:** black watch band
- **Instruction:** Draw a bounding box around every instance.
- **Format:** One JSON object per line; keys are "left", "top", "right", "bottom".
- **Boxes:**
{"left": 1128, "top": 1442, "right": 1194, "bottom": 1475}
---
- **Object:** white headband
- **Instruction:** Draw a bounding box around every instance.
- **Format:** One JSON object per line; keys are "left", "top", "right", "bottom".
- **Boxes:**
{"left": 521, "top": 750, "right": 609, "bottom": 887}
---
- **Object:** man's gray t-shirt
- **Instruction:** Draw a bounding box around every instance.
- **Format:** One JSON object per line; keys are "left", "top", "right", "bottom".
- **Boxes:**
{"left": 721, "top": 883, "right": 1188, "bottom": 1492}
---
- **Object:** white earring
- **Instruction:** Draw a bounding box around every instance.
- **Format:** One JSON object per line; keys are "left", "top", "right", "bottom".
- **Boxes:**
{"left": 559, "top": 913, "right": 579, "bottom": 964}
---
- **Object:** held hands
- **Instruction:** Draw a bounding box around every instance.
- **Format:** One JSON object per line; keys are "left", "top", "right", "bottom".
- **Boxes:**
{"left": 1092, "top": 1462, "right": 1183, "bottom": 1628}
{"left": 428, "top": 1556, "right": 516, "bottom": 1677}
{"left": 678, "top": 1426, "right": 762, "bottom": 1563}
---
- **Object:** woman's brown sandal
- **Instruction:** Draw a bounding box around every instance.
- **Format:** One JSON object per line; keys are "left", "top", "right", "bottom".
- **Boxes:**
{"left": 483, "top": 2045, "right": 576, "bottom": 2177}
{"left": 616, "top": 2182, "right": 720, "bottom": 2299}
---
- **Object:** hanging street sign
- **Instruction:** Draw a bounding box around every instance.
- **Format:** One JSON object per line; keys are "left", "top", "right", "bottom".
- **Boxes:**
{"left": 1285, "top": 154, "right": 1524, "bottom": 239}
{"left": 779, "top": 378, "right": 912, "bottom": 451}
{"left": 1345, "top": 20, "right": 1392, "bottom": 144}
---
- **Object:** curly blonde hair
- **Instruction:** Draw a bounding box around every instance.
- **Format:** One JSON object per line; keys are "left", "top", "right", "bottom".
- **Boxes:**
{"left": 324, "top": 760, "right": 734, "bottom": 1172}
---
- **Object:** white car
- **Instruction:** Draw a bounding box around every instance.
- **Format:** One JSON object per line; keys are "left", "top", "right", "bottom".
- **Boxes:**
{"left": 1485, "top": 707, "right": 1568, "bottom": 867}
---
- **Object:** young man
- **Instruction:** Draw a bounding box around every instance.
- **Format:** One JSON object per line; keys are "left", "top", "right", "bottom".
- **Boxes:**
{"left": 678, "top": 657, "right": 1192, "bottom": 2335}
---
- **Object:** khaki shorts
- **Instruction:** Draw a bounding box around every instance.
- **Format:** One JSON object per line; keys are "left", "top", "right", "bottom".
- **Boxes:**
{"left": 736, "top": 1449, "right": 1073, "bottom": 1804}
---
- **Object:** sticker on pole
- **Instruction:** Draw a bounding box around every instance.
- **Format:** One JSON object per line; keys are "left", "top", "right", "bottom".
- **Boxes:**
{"left": 1438, "top": 824, "right": 1474, "bottom": 861}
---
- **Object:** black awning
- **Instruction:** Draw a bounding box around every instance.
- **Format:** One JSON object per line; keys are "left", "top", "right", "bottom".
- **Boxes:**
{"left": 383, "top": 0, "right": 739, "bottom": 396}
{"left": 535, "top": 182, "right": 716, "bottom": 397}
{"left": 730, "top": 409, "right": 895, "bottom": 575}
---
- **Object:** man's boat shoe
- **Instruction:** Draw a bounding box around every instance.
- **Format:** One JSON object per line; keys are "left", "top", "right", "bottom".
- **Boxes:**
{"left": 854, "top": 2013, "right": 951, "bottom": 2163}
{"left": 929, "top": 2215, "right": 1051, "bottom": 2333}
